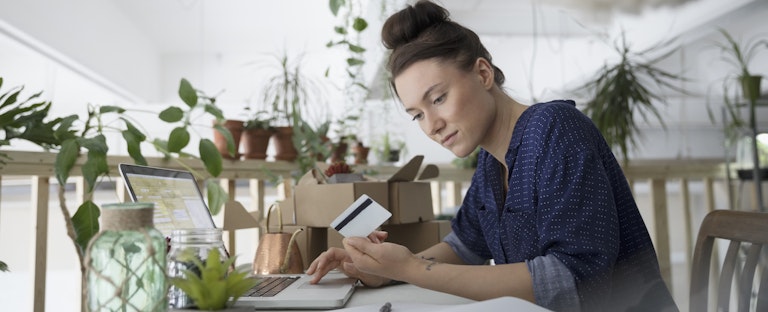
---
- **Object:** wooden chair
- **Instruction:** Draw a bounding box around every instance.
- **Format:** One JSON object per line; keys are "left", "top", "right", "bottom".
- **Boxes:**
{"left": 690, "top": 210, "right": 768, "bottom": 312}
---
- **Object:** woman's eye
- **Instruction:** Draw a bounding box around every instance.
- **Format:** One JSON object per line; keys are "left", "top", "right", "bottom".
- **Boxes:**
{"left": 411, "top": 113, "right": 424, "bottom": 121}
{"left": 433, "top": 94, "right": 445, "bottom": 105}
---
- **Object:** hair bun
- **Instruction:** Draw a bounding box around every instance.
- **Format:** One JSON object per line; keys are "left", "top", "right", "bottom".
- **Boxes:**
{"left": 381, "top": 0, "right": 450, "bottom": 50}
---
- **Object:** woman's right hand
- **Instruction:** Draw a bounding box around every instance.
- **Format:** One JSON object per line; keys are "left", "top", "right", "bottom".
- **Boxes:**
{"left": 306, "top": 231, "right": 390, "bottom": 286}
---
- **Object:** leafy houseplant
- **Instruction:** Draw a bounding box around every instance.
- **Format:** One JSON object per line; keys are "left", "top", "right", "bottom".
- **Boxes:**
{"left": 170, "top": 248, "right": 258, "bottom": 311}
{"left": 710, "top": 29, "right": 768, "bottom": 210}
{"left": 576, "top": 34, "right": 686, "bottom": 164}
{"left": 709, "top": 29, "right": 767, "bottom": 155}
{"left": 258, "top": 52, "right": 325, "bottom": 163}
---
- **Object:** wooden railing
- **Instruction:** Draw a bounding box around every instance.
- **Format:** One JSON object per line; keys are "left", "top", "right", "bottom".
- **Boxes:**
{"left": 0, "top": 151, "right": 729, "bottom": 312}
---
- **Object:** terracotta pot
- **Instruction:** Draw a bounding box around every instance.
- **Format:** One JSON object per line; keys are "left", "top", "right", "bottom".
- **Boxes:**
{"left": 212, "top": 119, "right": 244, "bottom": 160}
{"left": 271, "top": 126, "right": 298, "bottom": 161}
{"left": 241, "top": 127, "right": 272, "bottom": 159}
{"left": 330, "top": 141, "right": 348, "bottom": 163}
{"left": 352, "top": 144, "right": 370, "bottom": 165}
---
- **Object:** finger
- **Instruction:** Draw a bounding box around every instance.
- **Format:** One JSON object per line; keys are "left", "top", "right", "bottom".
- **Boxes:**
{"left": 342, "top": 261, "right": 360, "bottom": 276}
{"left": 373, "top": 230, "right": 388, "bottom": 241}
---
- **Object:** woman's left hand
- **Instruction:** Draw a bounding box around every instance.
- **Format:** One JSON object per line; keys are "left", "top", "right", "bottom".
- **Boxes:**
{"left": 342, "top": 237, "right": 414, "bottom": 281}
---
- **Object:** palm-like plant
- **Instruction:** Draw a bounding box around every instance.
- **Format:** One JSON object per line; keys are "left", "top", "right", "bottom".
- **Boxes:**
{"left": 577, "top": 34, "right": 686, "bottom": 163}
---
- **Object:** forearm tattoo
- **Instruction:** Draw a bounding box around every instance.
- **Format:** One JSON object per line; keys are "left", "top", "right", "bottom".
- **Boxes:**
{"left": 421, "top": 256, "right": 438, "bottom": 271}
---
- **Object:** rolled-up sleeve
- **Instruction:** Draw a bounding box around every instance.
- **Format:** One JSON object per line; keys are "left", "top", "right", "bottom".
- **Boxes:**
{"left": 443, "top": 231, "right": 486, "bottom": 265}
{"left": 527, "top": 254, "right": 581, "bottom": 311}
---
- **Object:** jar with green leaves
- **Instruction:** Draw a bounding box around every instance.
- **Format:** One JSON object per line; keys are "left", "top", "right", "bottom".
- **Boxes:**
{"left": 84, "top": 202, "right": 167, "bottom": 312}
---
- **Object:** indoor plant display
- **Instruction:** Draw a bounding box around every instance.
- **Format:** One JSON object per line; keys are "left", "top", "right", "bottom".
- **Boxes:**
{"left": 258, "top": 52, "right": 325, "bottom": 162}
{"left": 575, "top": 34, "right": 686, "bottom": 164}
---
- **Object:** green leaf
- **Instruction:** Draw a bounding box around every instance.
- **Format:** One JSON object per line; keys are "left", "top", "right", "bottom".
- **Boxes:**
{"left": 81, "top": 148, "right": 108, "bottom": 194}
{"left": 334, "top": 26, "right": 347, "bottom": 35}
{"left": 206, "top": 180, "right": 227, "bottom": 216}
{"left": 54, "top": 115, "right": 78, "bottom": 141}
{"left": 329, "top": 0, "right": 344, "bottom": 16}
{"left": 213, "top": 124, "right": 236, "bottom": 157}
{"left": 0, "top": 260, "right": 9, "bottom": 272}
{"left": 72, "top": 200, "right": 100, "bottom": 256}
{"left": 346, "top": 58, "right": 364, "bottom": 66}
{"left": 204, "top": 103, "right": 225, "bottom": 120}
{"left": 199, "top": 139, "right": 223, "bottom": 177}
{"left": 121, "top": 118, "right": 147, "bottom": 141}
{"left": 77, "top": 135, "right": 108, "bottom": 154}
{"left": 98, "top": 105, "right": 125, "bottom": 114}
{"left": 352, "top": 17, "right": 368, "bottom": 32}
{"left": 121, "top": 130, "right": 147, "bottom": 165}
{"left": 348, "top": 44, "right": 365, "bottom": 53}
{"left": 55, "top": 139, "right": 79, "bottom": 185}
{"left": 178, "top": 78, "right": 198, "bottom": 108}
{"left": 167, "top": 127, "right": 190, "bottom": 153}
{"left": 159, "top": 106, "right": 184, "bottom": 123}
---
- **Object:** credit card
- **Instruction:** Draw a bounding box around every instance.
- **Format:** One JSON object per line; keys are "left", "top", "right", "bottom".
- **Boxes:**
{"left": 330, "top": 194, "right": 391, "bottom": 238}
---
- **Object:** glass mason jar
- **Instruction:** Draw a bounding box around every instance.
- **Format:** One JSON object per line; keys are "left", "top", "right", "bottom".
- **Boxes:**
{"left": 167, "top": 228, "right": 227, "bottom": 309}
{"left": 85, "top": 202, "right": 167, "bottom": 312}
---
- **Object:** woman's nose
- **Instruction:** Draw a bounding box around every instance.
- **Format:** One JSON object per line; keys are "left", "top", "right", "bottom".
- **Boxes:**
{"left": 426, "top": 114, "right": 445, "bottom": 136}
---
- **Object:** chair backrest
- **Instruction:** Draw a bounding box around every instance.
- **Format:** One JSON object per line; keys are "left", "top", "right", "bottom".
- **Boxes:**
{"left": 690, "top": 210, "right": 768, "bottom": 312}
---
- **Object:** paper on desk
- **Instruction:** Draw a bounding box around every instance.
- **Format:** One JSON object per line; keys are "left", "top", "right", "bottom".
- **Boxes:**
{"left": 334, "top": 297, "right": 552, "bottom": 312}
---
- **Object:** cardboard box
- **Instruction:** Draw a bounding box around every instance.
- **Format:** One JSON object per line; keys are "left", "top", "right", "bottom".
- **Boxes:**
{"left": 295, "top": 180, "right": 389, "bottom": 227}
{"left": 385, "top": 155, "right": 437, "bottom": 224}
{"left": 381, "top": 220, "right": 452, "bottom": 253}
{"left": 294, "top": 155, "right": 437, "bottom": 227}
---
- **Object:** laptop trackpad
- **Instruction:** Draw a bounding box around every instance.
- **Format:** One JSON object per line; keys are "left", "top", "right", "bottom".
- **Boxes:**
{"left": 297, "top": 278, "right": 352, "bottom": 289}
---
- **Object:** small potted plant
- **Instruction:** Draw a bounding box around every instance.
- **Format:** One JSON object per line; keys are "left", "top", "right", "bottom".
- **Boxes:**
{"left": 241, "top": 110, "right": 275, "bottom": 160}
{"left": 709, "top": 29, "right": 768, "bottom": 183}
{"left": 170, "top": 248, "right": 258, "bottom": 311}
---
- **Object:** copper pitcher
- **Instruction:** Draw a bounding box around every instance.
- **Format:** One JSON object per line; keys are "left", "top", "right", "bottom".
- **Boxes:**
{"left": 253, "top": 203, "right": 304, "bottom": 275}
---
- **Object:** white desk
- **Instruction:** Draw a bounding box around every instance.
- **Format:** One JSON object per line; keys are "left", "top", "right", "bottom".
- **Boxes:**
{"left": 174, "top": 283, "right": 550, "bottom": 311}
{"left": 256, "top": 284, "right": 550, "bottom": 312}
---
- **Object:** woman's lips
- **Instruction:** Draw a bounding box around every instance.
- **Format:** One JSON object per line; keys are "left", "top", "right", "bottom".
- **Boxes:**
{"left": 441, "top": 131, "right": 457, "bottom": 146}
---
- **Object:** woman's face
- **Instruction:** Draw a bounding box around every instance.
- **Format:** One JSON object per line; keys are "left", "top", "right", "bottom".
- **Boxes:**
{"left": 394, "top": 58, "right": 496, "bottom": 157}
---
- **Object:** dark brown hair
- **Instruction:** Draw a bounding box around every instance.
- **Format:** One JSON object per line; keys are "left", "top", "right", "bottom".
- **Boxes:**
{"left": 381, "top": 0, "right": 505, "bottom": 94}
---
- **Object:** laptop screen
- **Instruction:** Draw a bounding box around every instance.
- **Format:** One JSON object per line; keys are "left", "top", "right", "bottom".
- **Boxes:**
{"left": 118, "top": 163, "right": 216, "bottom": 236}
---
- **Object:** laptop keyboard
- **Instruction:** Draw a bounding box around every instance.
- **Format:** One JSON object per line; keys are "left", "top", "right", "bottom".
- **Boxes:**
{"left": 245, "top": 276, "right": 300, "bottom": 297}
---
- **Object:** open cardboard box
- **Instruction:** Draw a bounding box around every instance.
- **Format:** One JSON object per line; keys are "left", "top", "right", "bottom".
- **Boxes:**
{"left": 294, "top": 155, "right": 438, "bottom": 227}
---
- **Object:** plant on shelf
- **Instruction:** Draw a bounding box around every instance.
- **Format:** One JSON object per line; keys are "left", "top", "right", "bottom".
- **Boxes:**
{"left": 241, "top": 109, "right": 275, "bottom": 160}
{"left": 374, "top": 131, "right": 405, "bottom": 164}
{"left": 709, "top": 29, "right": 768, "bottom": 210}
{"left": 170, "top": 248, "right": 258, "bottom": 311}
{"left": 258, "top": 52, "right": 326, "bottom": 163}
{"left": 574, "top": 33, "right": 686, "bottom": 164}
{"left": 708, "top": 29, "right": 768, "bottom": 141}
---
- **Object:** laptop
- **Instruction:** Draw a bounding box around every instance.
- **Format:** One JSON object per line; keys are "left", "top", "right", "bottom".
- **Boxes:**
{"left": 118, "top": 163, "right": 357, "bottom": 310}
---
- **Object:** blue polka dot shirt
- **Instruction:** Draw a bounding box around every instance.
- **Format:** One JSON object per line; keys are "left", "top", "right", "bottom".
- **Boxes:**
{"left": 450, "top": 100, "right": 677, "bottom": 311}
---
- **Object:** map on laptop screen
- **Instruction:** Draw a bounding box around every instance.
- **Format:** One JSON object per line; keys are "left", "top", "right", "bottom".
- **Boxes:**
{"left": 119, "top": 164, "right": 216, "bottom": 236}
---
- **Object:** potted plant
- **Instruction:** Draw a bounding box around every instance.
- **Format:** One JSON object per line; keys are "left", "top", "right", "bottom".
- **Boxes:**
{"left": 709, "top": 29, "right": 768, "bottom": 209}
{"left": 241, "top": 110, "right": 275, "bottom": 160}
{"left": 575, "top": 34, "right": 687, "bottom": 164}
{"left": 375, "top": 132, "right": 406, "bottom": 164}
{"left": 213, "top": 119, "right": 244, "bottom": 160}
{"left": 170, "top": 248, "right": 258, "bottom": 311}
{"left": 258, "top": 52, "right": 325, "bottom": 162}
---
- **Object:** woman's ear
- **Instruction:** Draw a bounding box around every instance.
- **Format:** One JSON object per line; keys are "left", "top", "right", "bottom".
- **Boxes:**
{"left": 474, "top": 57, "right": 495, "bottom": 90}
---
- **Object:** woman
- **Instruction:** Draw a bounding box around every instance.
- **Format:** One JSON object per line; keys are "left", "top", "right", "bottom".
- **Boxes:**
{"left": 307, "top": 1, "right": 677, "bottom": 311}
